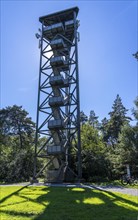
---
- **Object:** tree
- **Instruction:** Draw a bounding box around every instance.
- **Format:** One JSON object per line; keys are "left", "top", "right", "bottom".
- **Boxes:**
{"left": 88, "top": 110, "right": 99, "bottom": 129}
{"left": 105, "top": 94, "right": 131, "bottom": 146}
{"left": 132, "top": 96, "right": 138, "bottom": 125}
{"left": 80, "top": 111, "right": 88, "bottom": 125}
{"left": 108, "top": 125, "right": 138, "bottom": 178}
{"left": 100, "top": 117, "right": 109, "bottom": 143}
{"left": 0, "top": 105, "right": 35, "bottom": 148}
{"left": 0, "top": 105, "right": 35, "bottom": 182}
{"left": 102, "top": 97, "right": 138, "bottom": 179}
{"left": 81, "top": 123, "right": 107, "bottom": 181}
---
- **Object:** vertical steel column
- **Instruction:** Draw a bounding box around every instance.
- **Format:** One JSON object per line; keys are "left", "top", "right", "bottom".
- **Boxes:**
{"left": 74, "top": 11, "right": 82, "bottom": 180}
{"left": 33, "top": 23, "right": 43, "bottom": 181}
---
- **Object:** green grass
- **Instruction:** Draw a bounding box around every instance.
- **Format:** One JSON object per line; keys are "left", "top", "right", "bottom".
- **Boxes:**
{"left": 0, "top": 185, "right": 138, "bottom": 220}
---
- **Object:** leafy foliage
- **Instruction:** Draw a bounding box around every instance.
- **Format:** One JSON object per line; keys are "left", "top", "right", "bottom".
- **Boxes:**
{"left": 88, "top": 110, "right": 99, "bottom": 128}
{"left": 0, "top": 95, "right": 138, "bottom": 183}
{"left": 81, "top": 124, "right": 107, "bottom": 180}
{"left": 80, "top": 111, "right": 88, "bottom": 125}
{"left": 132, "top": 96, "right": 138, "bottom": 125}
{"left": 101, "top": 94, "right": 131, "bottom": 146}
{"left": 0, "top": 105, "right": 35, "bottom": 182}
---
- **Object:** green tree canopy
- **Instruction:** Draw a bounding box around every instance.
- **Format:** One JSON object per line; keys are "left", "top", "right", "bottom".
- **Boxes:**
{"left": 132, "top": 96, "right": 138, "bottom": 125}
{"left": 0, "top": 105, "right": 35, "bottom": 147}
{"left": 80, "top": 111, "right": 88, "bottom": 125}
{"left": 101, "top": 94, "right": 131, "bottom": 146}
{"left": 0, "top": 105, "right": 35, "bottom": 182}
{"left": 88, "top": 110, "right": 99, "bottom": 129}
{"left": 81, "top": 123, "right": 107, "bottom": 180}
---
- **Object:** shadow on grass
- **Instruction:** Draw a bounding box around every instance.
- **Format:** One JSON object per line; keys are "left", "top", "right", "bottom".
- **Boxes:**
{"left": 33, "top": 187, "right": 138, "bottom": 220}
{"left": 0, "top": 184, "right": 30, "bottom": 204}
{"left": 0, "top": 185, "right": 138, "bottom": 220}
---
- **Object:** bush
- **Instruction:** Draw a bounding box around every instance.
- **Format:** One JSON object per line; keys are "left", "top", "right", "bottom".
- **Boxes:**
{"left": 88, "top": 176, "right": 109, "bottom": 183}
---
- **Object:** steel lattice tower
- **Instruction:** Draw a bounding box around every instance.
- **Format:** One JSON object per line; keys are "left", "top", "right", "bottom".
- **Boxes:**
{"left": 33, "top": 7, "right": 81, "bottom": 182}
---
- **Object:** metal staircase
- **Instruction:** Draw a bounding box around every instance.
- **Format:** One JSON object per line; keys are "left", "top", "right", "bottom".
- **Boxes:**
{"left": 34, "top": 7, "right": 81, "bottom": 183}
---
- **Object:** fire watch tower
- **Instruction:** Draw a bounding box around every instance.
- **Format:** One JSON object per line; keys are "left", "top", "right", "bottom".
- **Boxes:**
{"left": 33, "top": 7, "right": 81, "bottom": 182}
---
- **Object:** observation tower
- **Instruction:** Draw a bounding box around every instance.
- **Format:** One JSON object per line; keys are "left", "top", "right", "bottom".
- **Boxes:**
{"left": 33, "top": 7, "right": 81, "bottom": 182}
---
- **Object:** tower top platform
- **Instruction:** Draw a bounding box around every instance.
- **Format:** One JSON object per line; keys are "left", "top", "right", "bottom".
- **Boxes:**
{"left": 39, "top": 7, "right": 79, "bottom": 26}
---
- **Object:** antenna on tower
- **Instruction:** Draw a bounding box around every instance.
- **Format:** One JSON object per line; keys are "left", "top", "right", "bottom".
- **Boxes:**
{"left": 35, "top": 29, "right": 42, "bottom": 48}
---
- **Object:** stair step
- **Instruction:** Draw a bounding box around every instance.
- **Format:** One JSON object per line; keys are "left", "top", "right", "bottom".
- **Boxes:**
{"left": 47, "top": 145, "right": 62, "bottom": 154}
{"left": 49, "top": 75, "right": 69, "bottom": 87}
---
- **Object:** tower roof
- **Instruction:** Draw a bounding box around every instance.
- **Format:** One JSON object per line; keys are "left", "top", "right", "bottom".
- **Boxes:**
{"left": 39, "top": 7, "right": 79, "bottom": 26}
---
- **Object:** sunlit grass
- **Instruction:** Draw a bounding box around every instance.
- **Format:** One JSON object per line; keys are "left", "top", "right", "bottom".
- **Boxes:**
{"left": 0, "top": 186, "right": 48, "bottom": 220}
{"left": 97, "top": 190, "right": 138, "bottom": 211}
{"left": 83, "top": 197, "right": 104, "bottom": 205}
{"left": 0, "top": 186, "right": 138, "bottom": 220}
{"left": 71, "top": 188, "right": 85, "bottom": 192}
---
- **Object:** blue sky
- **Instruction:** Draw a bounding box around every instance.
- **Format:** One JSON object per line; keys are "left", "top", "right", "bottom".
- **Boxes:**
{"left": 1, "top": 0, "right": 138, "bottom": 124}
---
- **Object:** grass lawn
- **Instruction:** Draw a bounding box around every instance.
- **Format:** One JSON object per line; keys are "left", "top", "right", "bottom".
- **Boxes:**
{"left": 0, "top": 185, "right": 138, "bottom": 220}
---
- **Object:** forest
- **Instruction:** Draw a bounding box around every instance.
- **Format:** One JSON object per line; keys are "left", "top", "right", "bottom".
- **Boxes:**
{"left": 0, "top": 94, "right": 138, "bottom": 183}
